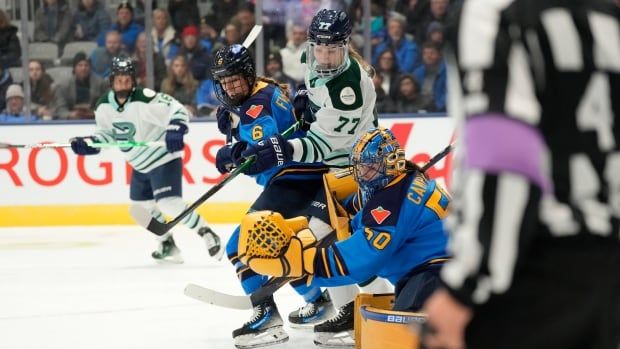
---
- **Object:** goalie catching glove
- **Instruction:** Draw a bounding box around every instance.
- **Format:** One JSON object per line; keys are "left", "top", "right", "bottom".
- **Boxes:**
{"left": 238, "top": 211, "right": 318, "bottom": 278}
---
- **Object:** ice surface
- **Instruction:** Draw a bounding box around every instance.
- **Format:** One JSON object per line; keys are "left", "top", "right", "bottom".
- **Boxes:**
{"left": 0, "top": 225, "right": 318, "bottom": 349}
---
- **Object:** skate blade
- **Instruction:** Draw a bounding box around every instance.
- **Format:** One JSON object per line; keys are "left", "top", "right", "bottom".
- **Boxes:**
{"left": 234, "top": 327, "right": 289, "bottom": 349}
{"left": 153, "top": 256, "right": 184, "bottom": 264}
{"left": 313, "top": 331, "right": 354, "bottom": 348}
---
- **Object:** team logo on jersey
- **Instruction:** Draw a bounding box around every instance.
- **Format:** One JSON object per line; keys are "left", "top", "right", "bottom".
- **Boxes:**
{"left": 370, "top": 206, "right": 391, "bottom": 224}
{"left": 246, "top": 105, "right": 264, "bottom": 119}
{"left": 340, "top": 87, "right": 356, "bottom": 105}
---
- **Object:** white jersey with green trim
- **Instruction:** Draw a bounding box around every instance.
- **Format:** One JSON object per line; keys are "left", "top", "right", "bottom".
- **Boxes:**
{"left": 93, "top": 87, "right": 189, "bottom": 174}
{"left": 290, "top": 58, "right": 377, "bottom": 167}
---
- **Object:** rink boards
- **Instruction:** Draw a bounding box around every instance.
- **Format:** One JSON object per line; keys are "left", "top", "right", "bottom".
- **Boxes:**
{"left": 0, "top": 117, "right": 454, "bottom": 226}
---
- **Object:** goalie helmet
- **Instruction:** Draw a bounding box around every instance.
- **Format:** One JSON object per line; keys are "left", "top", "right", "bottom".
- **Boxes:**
{"left": 211, "top": 44, "right": 256, "bottom": 108}
{"left": 350, "top": 127, "right": 406, "bottom": 204}
{"left": 307, "top": 9, "right": 352, "bottom": 78}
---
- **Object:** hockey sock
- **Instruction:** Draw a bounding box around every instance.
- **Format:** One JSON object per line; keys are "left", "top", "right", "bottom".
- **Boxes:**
{"left": 157, "top": 196, "right": 208, "bottom": 232}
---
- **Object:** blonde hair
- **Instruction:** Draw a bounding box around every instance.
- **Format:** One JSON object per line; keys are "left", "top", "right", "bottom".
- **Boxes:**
{"left": 161, "top": 55, "right": 198, "bottom": 95}
{"left": 256, "top": 76, "right": 291, "bottom": 98}
{"left": 0, "top": 10, "right": 9, "bottom": 28}
{"left": 349, "top": 45, "right": 375, "bottom": 78}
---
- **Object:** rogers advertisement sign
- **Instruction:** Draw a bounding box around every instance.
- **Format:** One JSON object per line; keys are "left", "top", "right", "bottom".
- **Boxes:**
{"left": 0, "top": 117, "right": 454, "bottom": 206}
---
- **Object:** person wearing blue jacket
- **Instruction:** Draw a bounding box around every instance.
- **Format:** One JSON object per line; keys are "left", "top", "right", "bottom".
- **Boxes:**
{"left": 373, "top": 15, "right": 420, "bottom": 74}
{"left": 96, "top": 2, "right": 143, "bottom": 53}
{"left": 413, "top": 42, "right": 447, "bottom": 112}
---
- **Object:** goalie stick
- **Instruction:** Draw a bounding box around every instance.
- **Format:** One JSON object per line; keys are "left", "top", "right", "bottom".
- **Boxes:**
{"left": 184, "top": 142, "right": 455, "bottom": 309}
{"left": 130, "top": 120, "right": 302, "bottom": 236}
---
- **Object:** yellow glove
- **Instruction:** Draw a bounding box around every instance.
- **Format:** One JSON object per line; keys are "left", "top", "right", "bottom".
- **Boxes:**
{"left": 238, "top": 210, "right": 318, "bottom": 278}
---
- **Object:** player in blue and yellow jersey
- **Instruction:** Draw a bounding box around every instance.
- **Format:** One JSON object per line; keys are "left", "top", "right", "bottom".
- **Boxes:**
{"left": 211, "top": 44, "right": 336, "bottom": 349}
{"left": 237, "top": 127, "right": 450, "bottom": 323}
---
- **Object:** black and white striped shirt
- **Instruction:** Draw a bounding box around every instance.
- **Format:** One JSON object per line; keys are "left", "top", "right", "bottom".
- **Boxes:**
{"left": 442, "top": 0, "right": 620, "bottom": 306}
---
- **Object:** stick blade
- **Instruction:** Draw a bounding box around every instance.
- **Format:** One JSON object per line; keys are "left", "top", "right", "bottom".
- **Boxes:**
{"left": 129, "top": 204, "right": 169, "bottom": 236}
{"left": 242, "top": 24, "right": 263, "bottom": 48}
{"left": 184, "top": 283, "right": 253, "bottom": 310}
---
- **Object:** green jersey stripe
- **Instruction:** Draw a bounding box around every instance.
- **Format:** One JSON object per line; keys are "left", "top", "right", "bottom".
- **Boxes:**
{"left": 308, "top": 130, "right": 333, "bottom": 152}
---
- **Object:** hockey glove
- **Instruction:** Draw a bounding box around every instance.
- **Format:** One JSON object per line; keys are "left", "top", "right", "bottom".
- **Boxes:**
{"left": 216, "top": 106, "right": 232, "bottom": 136}
{"left": 238, "top": 211, "right": 317, "bottom": 278}
{"left": 165, "top": 119, "right": 188, "bottom": 153}
{"left": 215, "top": 141, "right": 247, "bottom": 174}
{"left": 293, "top": 88, "right": 315, "bottom": 131}
{"left": 240, "top": 134, "right": 293, "bottom": 175}
{"left": 70, "top": 136, "right": 101, "bottom": 155}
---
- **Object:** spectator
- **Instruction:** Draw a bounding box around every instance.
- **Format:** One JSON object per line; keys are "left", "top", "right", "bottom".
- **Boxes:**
{"left": 373, "top": 14, "right": 420, "bottom": 74}
{"left": 234, "top": 4, "right": 256, "bottom": 43}
{"left": 53, "top": 52, "right": 107, "bottom": 120}
{"left": 264, "top": 52, "right": 297, "bottom": 98}
{"left": 394, "top": 0, "right": 429, "bottom": 37}
{"left": 151, "top": 8, "right": 175, "bottom": 63}
{"left": 279, "top": 24, "right": 307, "bottom": 85}
{"left": 0, "top": 85, "right": 33, "bottom": 122}
{"left": 160, "top": 55, "right": 198, "bottom": 116}
{"left": 96, "top": 1, "right": 143, "bottom": 53}
{"left": 223, "top": 21, "right": 242, "bottom": 46}
{"left": 34, "top": 0, "right": 73, "bottom": 50}
{"left": 28, "top": 60, "right": 55, "bottom": 120}
{"left": 199, "top": 15, "right": 223, "bottom": 53}
{"left": 195, "top": 79, "right": 218, "bottom": 117}
{"left": 72, "top": 0, "right": 111, "bottom": 42}
{"left": 132, "top": 32, "right": 166, "bottom": 90}
{"left": 167, "top": 0, "right": 200, "bottom": 32}
{"left": 91, "top": 30, "right": 125, "bottom": 78}
{"left": 210, "top": 0, "right": 239, "bottom": 34}
{"left": 413, "top": 42, "right": 446, "bottom": 112}
{"left": 393, "top": 74, "right": 428, "bottom": 113}
{"left": 167, "top": 25, "right": 212, "bottom": 81}
{"left": 372, "top": 72, "right": 395, "bottom": 113}
{"left": 375, "top": 47, "right": 401, "bottom": 98}
{"left": 0, "top": 10, "right": 21, "bottom": 68}
{"left": 0, "top": 65, "right": 14, "bottom": 112}
{"left": 426, "top": 21, "right": 444, "bottom": 46}
{"left": 132, "top": 0, "right": 155, "bottom": 27}
{"left": 415, "top": 0, "right": 449, "bottom": 44}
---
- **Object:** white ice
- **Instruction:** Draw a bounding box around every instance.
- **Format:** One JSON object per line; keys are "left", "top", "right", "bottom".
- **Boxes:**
{"left": 0, "top": 225, "right": 318, "bottom": 349}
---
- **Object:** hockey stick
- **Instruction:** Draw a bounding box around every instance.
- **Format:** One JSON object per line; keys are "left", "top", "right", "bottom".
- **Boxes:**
{"left": 184, "top": 142, "right": 455, "bottom": 309}
{"left": 242, "top": 24, "right": 263, "bottom": 49}
{"left": 130, "top": 120, "right": 302, "bottom": 236}
{"left": 0, "top": 140, "right": 166, "bottom": 149}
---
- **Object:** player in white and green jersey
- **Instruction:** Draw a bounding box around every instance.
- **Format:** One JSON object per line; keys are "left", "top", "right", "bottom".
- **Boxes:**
{"left": 240, "top": 9, "right": 391, "bottom": 348}
{"left": 69, "top": 56, "right": 223, "bottom": 264}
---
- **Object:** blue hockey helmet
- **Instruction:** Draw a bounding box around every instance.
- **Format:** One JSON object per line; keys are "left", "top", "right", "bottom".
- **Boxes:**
{"left": 211, "top": 44, "right": 256, "bottom": 107}
{"left": 307, "top": 9, "right": 352, "bottom": 78}
{"left": 350, "top": 127, "right": 406, "bottom": 204}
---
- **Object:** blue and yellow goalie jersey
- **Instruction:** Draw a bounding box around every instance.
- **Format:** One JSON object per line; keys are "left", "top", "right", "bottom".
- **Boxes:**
{"left": 311, "top": 171, "right": 450, "bottom": 286}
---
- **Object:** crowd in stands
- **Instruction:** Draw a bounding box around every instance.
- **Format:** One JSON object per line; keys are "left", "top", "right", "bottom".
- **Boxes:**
{"left": 0, "top": 0, "right": 456, "bottom": 122}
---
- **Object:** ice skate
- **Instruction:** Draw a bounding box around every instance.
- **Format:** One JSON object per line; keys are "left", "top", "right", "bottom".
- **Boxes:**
{"left": 313, "top": 301, "right": 354, "bottom": 348}
{"left": 288, "top": 290, "right": 335, "bottom": 329}
{"left": 233, "top": 296, "right": 289, "bottom": 348}
{"left": 151, "top": 236, "right": 183, "bottom": 264}
{"left": 198, "top": 226, "right": 224, "bottom": 261}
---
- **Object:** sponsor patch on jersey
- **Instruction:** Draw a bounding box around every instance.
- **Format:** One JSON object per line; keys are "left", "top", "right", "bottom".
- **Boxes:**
{"left": 143, "top": 88, "right": 156, "bottom": 97}
{"left": 246, "top": 105, "right": 264, "bottom": 119}
{"left": 370, "top": 206, "right": 391, "bottom": 224}
{"left": 339, "top": 87, "right": 356, "bottom": 105}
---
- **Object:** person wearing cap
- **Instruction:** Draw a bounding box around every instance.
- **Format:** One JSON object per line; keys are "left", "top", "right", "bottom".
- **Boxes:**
{"left": 425, "top": 21, "right": 444, "bottom": 46}
{"left": 52, "top": 51, "right": 107, "bottom": 120}
{"left": 167, "top": 25, "right": 212, "bottom": 81}
{"left": 0, "top": 84, "right": 33, "bottom": 123}
{"left": 96, "top": 1, "right": 144, "bottom": 53}
{"left": 265, "top": 51, "right": 297, "bottom": 98}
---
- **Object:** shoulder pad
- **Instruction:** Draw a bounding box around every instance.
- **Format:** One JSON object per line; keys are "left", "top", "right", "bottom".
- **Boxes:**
{"left": 238, "top": 86, "right": 275, "bottom": 124}
{"left": 132, "top": 87, "right": 158, "bottom": 103}
{"left": 361, "top": 173, "right": 413, "bottom": 227}
{"left": 326, "top": 60, "right": 363, "bottom": 110}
